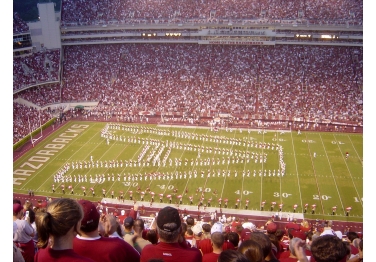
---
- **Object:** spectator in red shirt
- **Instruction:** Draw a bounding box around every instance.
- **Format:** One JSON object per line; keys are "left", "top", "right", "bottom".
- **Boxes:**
{"left": 34, "top": 198, "right": 95, "bottom": 262}
{"left": 73, "top": 200, "right": 140, "bottom": 262}
{"left": 202, "top": 232, "right": 224, "bottom": 262}
{"left": 140, "top": 206, "right": 202, "bottom": 262}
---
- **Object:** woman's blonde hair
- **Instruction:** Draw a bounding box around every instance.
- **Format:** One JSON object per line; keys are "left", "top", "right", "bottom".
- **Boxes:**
{"left": 35, "top": 198, "right": 83, "bottom": 248}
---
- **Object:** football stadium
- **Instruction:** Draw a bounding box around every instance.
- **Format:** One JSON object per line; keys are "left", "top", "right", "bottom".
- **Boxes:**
{"left": 13, "top": 1, "right": 364, "bottom": 261}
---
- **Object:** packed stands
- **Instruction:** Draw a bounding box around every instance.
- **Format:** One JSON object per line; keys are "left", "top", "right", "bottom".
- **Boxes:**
{"left": 60, "top": 0, "right": 363, "bottom": 26}
{"left": 13, "top": 49, "right": 61, "bottom": 92}
{"left": 60, "top": 44, "right": 363, "bottom": 125}
{"left": 13, "top": 12, "right": 29, "bottom": 34}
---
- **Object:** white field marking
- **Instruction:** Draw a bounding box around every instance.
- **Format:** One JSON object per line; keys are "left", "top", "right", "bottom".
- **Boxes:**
{"left": 219, "top": 129, "right": 237, "bottom": 202}
{"left": 289, "top": 129, "right": 304, "bottom": 213}
{"left": 304, "top": 133, "right": 325, "bottom": 215}
{"left": 333, "top": 134, "right": 363, "bottom": 207}
{"left": 240, "top": 130, "right": 251, "bottom": 208}
{"left": 319, "top": 133, "right": 345, "bottom": 211}
{"left": 26, "top": 123, "right": 99, "bottom": 191}
{"left": 346, "top": 134, "right": 363, "bottom": 166}
{"left": 276, "top": 130, "right": 283, "bottom": 205}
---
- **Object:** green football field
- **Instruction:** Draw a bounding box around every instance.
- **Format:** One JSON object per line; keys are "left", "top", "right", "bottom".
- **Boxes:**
{"left": 13, "top": 121, "right": 363, "bottom": 222}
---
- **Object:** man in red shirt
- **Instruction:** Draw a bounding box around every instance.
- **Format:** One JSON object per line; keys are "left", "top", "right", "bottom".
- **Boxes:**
{"left": 73, "top": 200, "right": 140, "bottom": 262}
{"left": 203, "top": 232, "right": 224, "bottom": 262}
{"left": 141, "top": 206, "right": 202, "bottom": 262}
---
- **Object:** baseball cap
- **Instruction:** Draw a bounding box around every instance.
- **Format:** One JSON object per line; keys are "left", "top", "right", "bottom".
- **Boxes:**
{"left": 211, "top": 222, "right": 223, "bottom": 234}
{"left": 124, "top": 216, "right": 134, "bottom": 227}
{"left": 240, "top": 228, "right": 252, "bottom": 241}
{"left": 156, "top": 206, "right": 181, "bottom": 232}
{"left": 267, "top": 222, "right": 278, "bottom": 234}
{"left": 13, "top": 203, "right": 23, "bottom": 214}
{"left": 292, "top": 230, "right": 307, "bottom": 240}
{"left": 192, "top": 223, "right": 203, "bottom": 235}
{"left": 78, "top": 200, "right": 100, "bottom": 225}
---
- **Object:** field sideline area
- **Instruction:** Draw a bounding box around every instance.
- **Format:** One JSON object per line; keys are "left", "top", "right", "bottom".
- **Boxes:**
{"left": 13, "top": 120, "right": 363, "bottom": 222}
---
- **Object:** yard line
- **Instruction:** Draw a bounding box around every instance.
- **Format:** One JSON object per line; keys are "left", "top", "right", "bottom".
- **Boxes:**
{"left": 289, "top": 129, "right": 304, "bottom": 213}
{"left": 25, "top": 123, "right": 99, "bottom": 191}
{"left": 219, "top": 129, "right": 236, "bottom": 202}
{"left": 333, "top": 134, "right": 363, "bottom": 207}
{"left": 318, "top": 133, "right": 345, "bottom": 211}
{"left": 347, "top": 134, "right": 363, "bottom": 166}
{"left": 304, "top": 133, "right": 325, "bottom": 214}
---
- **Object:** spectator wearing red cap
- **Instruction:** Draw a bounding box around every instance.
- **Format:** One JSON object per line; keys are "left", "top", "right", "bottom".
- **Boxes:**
{"left": 34, "top": 198, "right": 95, "bottom": 262}
{"left": 266, "top": 222, "right": 278, "bottom": 235}
{"left": 202, "top": 232, "right": 224, "bottom": 262}
{"left": 73, "top": 200, "right": 140, "bottom": 262}
{"left": 141, "top": 206, "right": 202, "bottom": 262}
{"left": 13, "top": 203, "right": 35, "bottom": 262}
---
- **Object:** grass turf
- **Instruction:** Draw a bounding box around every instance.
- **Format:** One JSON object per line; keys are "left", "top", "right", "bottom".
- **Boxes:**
{"left": 13, "top": 121, "right": 363, "bottom": 222}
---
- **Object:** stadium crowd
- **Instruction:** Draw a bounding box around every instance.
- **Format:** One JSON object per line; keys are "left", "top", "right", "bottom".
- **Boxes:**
{"left": 13, "top": 102, "right": 53, "bottom": 144}
{"left": 13, "top": 49, "right": 60, "bottom": 91}
{"left": 13, "top": 198, "right": 363, "bottom": 262}
{"left": 13, "top": 12, "right": 29, "bottom": 34}
{"left": 60, "top": 0, "right": 363, "bottom": 26}
{"left": 13, "top": 43, "right": 363, "bottom": 144}
{"left": 61, "top": 44, "right": 362, "bottom": 123}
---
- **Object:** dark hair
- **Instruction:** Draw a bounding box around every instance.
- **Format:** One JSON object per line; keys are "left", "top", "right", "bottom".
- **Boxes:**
{"left": 346, "top": 232, "right": 359, "bottom": 242}
{"left": 228, "top": 232, "right": 240, "bottom": 248}
{"left": 268, "top": 233, "right": 281, "bottom": 254}
{"left": 202, "top": 223, "right": 211, "bottom": 233}
{"left": 35, "top": 198, "right": 83, "bottom": 249}
{"left": 186, "top": 217, "right": 194, "bottom": 227}
{"left": 13, "top": 199, "right": 22, "bottom": 205}
{"left": 218, "top": 249, "right": 249, "bottom": 262}
{"left": 311, "top": 235, "right": 347, "bottom": 262}
{"left": 181, "top": 222, "right": 188, "bottom": 236}
{"left": 249, "top": 232, "right": 272, "bottom": 259}
{"left": 275, "top": 229, "right": 285, "bottom": 241}
{"left": 238, "top": 239, "right": 264, "bottom": 262}
{"left": 147, "top": 229, "right": 159, "bottom": 245}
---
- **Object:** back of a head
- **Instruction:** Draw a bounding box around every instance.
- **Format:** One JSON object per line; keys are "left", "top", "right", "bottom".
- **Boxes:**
{"left": 238, "top": 239, "right": 264, "bottom": 262}
{"left": 156, "top": 206, "right": 181, "bottom": 243}
{"left": 211, "top": 232, "right": 225, "bottom": 249}
{"left": 249, "top": 231, "right": 271, "bottom": 259}
{"left": 346, "top": 231, "right": 359, "bottom": 242}
{"left": 311, "top": 235, "right": 347, "bottom": 262}
{"left": 78, "top": 200, "right": 100, "bottom": 233}
{"left": 35, "top": 198, "right": 83, "bottom": 249}
{"left": 202, "top": 223, "right": 211, "bottom": 233}
{"left": 133, "top": 218, "right": 145, "bottom": 234}
{"left": 186, "top": 216, "right": 194, "bottom": 227}
{"left": 228, "top": 232, "right": 240, "bottom": 248}
{"left": 146, "top": 229, "right": 158, "bottom": 244}
{"left": 218, "top": 249, "right": 249, "bottom": 262}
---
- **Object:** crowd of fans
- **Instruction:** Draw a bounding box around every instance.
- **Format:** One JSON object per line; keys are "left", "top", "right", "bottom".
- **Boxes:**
{"left": 60, "top": 0, "right": 363, "bottom": 26}
{"left": 13, "top": 12, "right": 29, "bottom": 34}
{"left": 13, "top": 43, "right": 363, "bottom": 144}
{"left": 13, "top": 49, "right": 60, "bottom": 92}
{"left": 13, "top": 198, "right": 363, "bottom": 262}
{"left": 60, "top": 44, "right": 362, "bottom": 124}
{"left": 13, "top": 102, "right": 53, "bottom": 144}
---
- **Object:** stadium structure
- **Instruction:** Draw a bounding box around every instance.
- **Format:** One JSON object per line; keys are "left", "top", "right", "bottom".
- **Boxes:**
{"left": 13, "top": 0, "right": 363, "bottom": 232}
